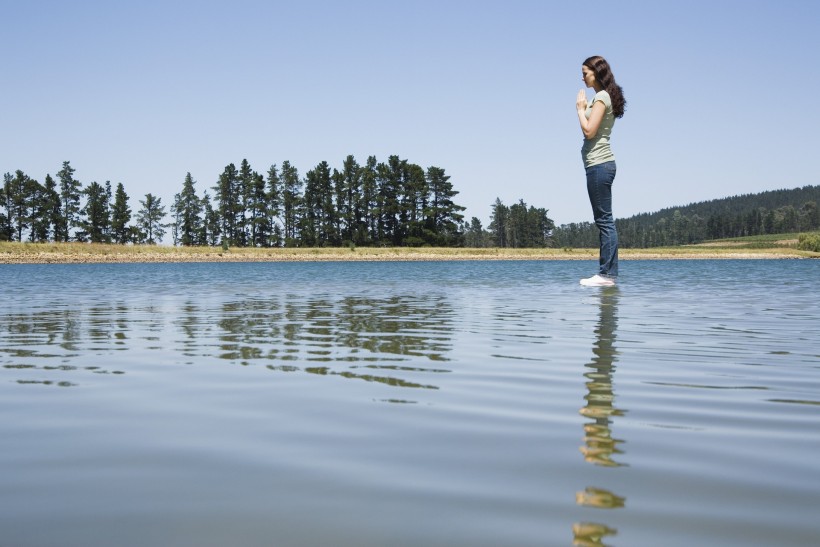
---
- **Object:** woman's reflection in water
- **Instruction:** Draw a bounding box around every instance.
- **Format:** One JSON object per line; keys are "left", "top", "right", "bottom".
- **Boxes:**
{"left": 579, "top": 286, "right": 625, "bottom": 467}
{"left": 573, "top": 286, "right": 625, "bottom": 547}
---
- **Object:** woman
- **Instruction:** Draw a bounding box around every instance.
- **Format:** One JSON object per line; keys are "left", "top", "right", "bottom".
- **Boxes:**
{"left": 576, "top": 55, "right": 626, "bottom": 286}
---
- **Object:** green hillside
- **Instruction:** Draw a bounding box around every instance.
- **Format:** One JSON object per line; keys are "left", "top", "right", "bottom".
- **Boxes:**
{"left": 553, "top": 185, "right": 820, "bottom": 249}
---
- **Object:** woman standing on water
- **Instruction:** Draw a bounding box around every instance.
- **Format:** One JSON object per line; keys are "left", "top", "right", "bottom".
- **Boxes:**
{"left": 576, "top": 56, "right": 626, "bottom": 286}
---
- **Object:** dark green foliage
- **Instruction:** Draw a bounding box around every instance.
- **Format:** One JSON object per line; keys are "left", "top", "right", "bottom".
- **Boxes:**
{"left": 135, "top": 193, "right": 167, "bottom": 245}
{"left": 247, "top": 171, "right": 269, "bottom": 247}
{"left": 40, "top": 174, "right": 62, "bottom": 242}
{"left": 111, "top": 183, "right": 132, "bottom": 244}
{"left": 3, "top": 170, "right": 37, "bottom": 241}
{"left": 1, "top": 173, "right": 14, "bottom": 241}
{"left": 463, "top": 217, "right": 491, "bottom": 248}
{"left": 214, "top": 163, "right": 242, "bottom": 246}
{"left": 280, "top": 160, "right": 302, "bottom": 246}
{"left": 171, "top": 173, "right": 203, "bottom": 246}
{"left": 57, "top": 161, "right": 82, "bottom": 242}
{"left": 337, "top": 155, "right": 361, "bottom": 245}
{"left": 300, "top": 161, "right": 337, "bottom": 247}
{"left": 199, "top": 155, "right": 467, "bottom": 248}
{"left": 78, "top": 181, "right": 112, "bottom": 243}
{"left": 265, "top": 165, "right": 282, "bottom": 247}
{"left": 426, "top": 166, "right": 465, "bottom": 246}
{"left": 202, "top": 192, "right": 220, "bottom": 246}
{"left": 359, "top": 156, "right": 378, "bottom": 245}
{"left": 553, "top": 185, "right": 820, "bottom": 248}
{"left": 376, "top": 156, "right": 403, "bottom": 245}
{"left": 6, "top": 154, "right": 467, "bottom": 248}
{"left": 14, "top": 157, "right": 814, "bottom": 251}
{"left": 489, "top": 198, "right": 508, "bottom": 247}
{"left": 1, "top": 171, "right": 57, "bottom": 242}
{"left": 488, "top": 198, "right": 554, "bottom": 248}
{"left": 29, "top": 180, "right": 53, "bottom": 242}
{"left": 238, "top": 159, "right": 254, "bottom": 246}
{"left": 402, "top": 163, "right": 428, "bottom": 246}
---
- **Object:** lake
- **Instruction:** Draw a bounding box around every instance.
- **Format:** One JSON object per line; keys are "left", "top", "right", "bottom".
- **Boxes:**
{"left": 1, "top": 260, "right": 818, "bottom": 547}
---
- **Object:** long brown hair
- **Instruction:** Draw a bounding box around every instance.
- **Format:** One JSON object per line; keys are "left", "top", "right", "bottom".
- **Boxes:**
{"left": 583, "top": 56, "right": 626, "bottom": 119}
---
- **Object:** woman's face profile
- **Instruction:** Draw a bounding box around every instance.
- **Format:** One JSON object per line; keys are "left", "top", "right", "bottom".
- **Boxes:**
{"left": 581, "top": 65, "right": 596, "bottom": 89}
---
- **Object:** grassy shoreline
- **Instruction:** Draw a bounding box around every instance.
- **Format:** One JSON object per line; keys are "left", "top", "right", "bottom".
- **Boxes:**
{"left": 1, "top": 241, "right": 817, "bottom": 264}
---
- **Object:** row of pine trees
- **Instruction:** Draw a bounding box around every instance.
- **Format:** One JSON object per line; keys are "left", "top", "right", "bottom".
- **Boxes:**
{"left": 184, "top": 155, "right": 465, "bottom": 248}
{"left": 1, "top": 155, "right": 467, "bottom": 247}
{"left": 1, "top": 162, "right": 165, "bottom": 244}
{"left": 11, "top": 156, "right": 811, "bottom": 250}
{"left": 461, "top": 198, "right": 556, "bottom": 248}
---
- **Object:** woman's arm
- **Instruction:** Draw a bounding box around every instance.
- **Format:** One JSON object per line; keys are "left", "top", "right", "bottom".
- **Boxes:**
{"left": 576, "top": 89, "right": 605, "bottom": 139}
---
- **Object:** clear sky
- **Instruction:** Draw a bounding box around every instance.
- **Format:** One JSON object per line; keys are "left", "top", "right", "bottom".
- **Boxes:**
{"left": 3, "top": 0, "right": 818, "bottom": 236}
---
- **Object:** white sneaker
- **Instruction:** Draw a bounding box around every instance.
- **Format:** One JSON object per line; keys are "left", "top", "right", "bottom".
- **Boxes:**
{"left": 580, "top": 274, "right": 616, "bottom": 287}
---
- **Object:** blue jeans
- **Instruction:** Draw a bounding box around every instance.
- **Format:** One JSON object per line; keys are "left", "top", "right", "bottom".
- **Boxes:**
{"left": 585, "top": 161, "right": 618, "bottom": 278}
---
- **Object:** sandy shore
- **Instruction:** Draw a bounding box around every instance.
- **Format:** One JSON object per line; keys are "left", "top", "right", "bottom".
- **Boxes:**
{"left": 1, "top": 243, "right": 816, "bottom": 264}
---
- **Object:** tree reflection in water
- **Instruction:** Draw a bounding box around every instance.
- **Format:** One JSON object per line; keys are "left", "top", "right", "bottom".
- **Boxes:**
{"left": 211, "top": 294, "right": 454, "bottom": 392}
{"left": 0, "top": 294, "right": 454, "bottom": 395}
{"left": 573, "top": 286, "right": 625, "bottom": 547}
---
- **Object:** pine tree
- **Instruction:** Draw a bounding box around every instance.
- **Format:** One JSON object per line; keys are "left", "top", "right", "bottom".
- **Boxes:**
{"left": 333, "top": 168, "right": 346, "bottom": 241}
{"left": 489, "top": 198, "right": 509, "bottom": 247}
{"left": 57, "top": 161, "right": 82, "bottom": 241}
{"left": 1, "top": 173, "right": 15, "bottom": 240}
{"left": 33, "top": 174, "right": 61, "bottom": 242}
{"left": 403, "top": 163, "right": 428, "bottom": 245}
{"left": 111, "top": 183, "right": 132, "bottom": 244}
{"left": 248, "top": 171, "right": 269, "bottom": 247}
{"left": 280, "top": 160, "right": 301, "bottom": 246}
{"left": 174, "top": 172, "right": 203, "bottom": 246}
{"left": 29, "top": 177, "right": 53, "bottom": 242}
{"left": 202, "top": 191, "right": 221, "bottom": 246}
{"left": 464, "top": 217, "right": 489, "bottom": 248}
{"left": 45, "top": 174, "right": 67, "bottom": 242}
{"left": 316, "top": 161, "right": 338, "bottom": 245}
{"left": 214, "top": 164, "right": 241, "bottom": 246}
{"left": 135, "top": 193, "right": 167, "bottom": 244}
{"left": 0, "top": 174, "right": 10, "bottom": 241}
{"left": 238, "top": 159, "right": 253, "bottom": 246}
{"left": 300, "top": 161, "right": 337, "bottom": 246}
{"left": 426, "top": 166, "right": 465, "bottom": 246}
{"left": 360, "top": 156, "right": 378, "bottom": 244}
{"left": 300, "top": 167, "right": 320, "bottom": 246}
{"left": 338, "top": 155, "right": 361, "bottom": 244}
{"left": 0, "top": 178, "right": 7, "bottom": 241}
{"left": 79, "top": 181, "right": 112, "bottom": 243}
{"left": 266, "top": 164, "right": 282, "bottom": 247}
{"left": 5, "top": 170, "right": 35, "bottom": 241}
{"left": 170, "top": 193, "right": 182, "bottom": 245}
{"left": 376, "top": 157, "right": 403, "bottom": 245}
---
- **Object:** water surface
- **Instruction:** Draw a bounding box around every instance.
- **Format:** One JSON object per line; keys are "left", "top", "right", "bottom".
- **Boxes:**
{"left": 1, "top": 260, "right": 818, "bottom": 546}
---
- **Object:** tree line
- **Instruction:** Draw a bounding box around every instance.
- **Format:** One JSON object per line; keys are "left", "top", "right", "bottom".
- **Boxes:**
{"left": 552, "top": 185, "right": 820, "bottom": 248}
{"left": 462, "top": 198, "right": 555, "bottom": 248}
{"left": 1, "top": 155, "right": 467, "bottom": 247}
{"left": 1, "top": 162, "right": 167, "bottom": 245}
{"left": 7, "top": 158, "right": 814, "bottom": 250}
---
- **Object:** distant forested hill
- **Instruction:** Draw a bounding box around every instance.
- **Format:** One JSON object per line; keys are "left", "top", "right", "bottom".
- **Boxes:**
{"left": 552, "top": 185, "right": 820, "bottom": 248}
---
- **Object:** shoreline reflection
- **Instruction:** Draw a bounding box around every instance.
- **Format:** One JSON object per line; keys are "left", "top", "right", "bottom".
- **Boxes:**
{"left": 1, "top": 293, "right": 454, "bottom": 394}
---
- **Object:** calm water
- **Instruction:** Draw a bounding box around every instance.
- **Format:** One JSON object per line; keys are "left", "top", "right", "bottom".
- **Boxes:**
{"left": 1, "top": 260, "right": 818, "bottom": 547}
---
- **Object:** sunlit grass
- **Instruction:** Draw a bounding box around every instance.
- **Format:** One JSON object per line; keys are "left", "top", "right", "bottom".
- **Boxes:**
{"left": 702, "top": 231, "right": 818, "bottom": 246}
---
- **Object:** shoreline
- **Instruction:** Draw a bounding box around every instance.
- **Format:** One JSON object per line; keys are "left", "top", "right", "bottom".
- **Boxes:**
{"left": 1, "top": 242, "right": 817, "bottom": 264}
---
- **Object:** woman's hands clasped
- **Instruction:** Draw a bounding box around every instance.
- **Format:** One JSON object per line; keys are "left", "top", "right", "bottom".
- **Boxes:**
{"left": 576, "top": 89, "right": 588, "bottom": 113}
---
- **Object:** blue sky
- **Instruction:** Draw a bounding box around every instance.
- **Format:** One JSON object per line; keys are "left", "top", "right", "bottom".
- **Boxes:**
{"left": 3, "top": 0, "right": 818, "bottom": 236}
